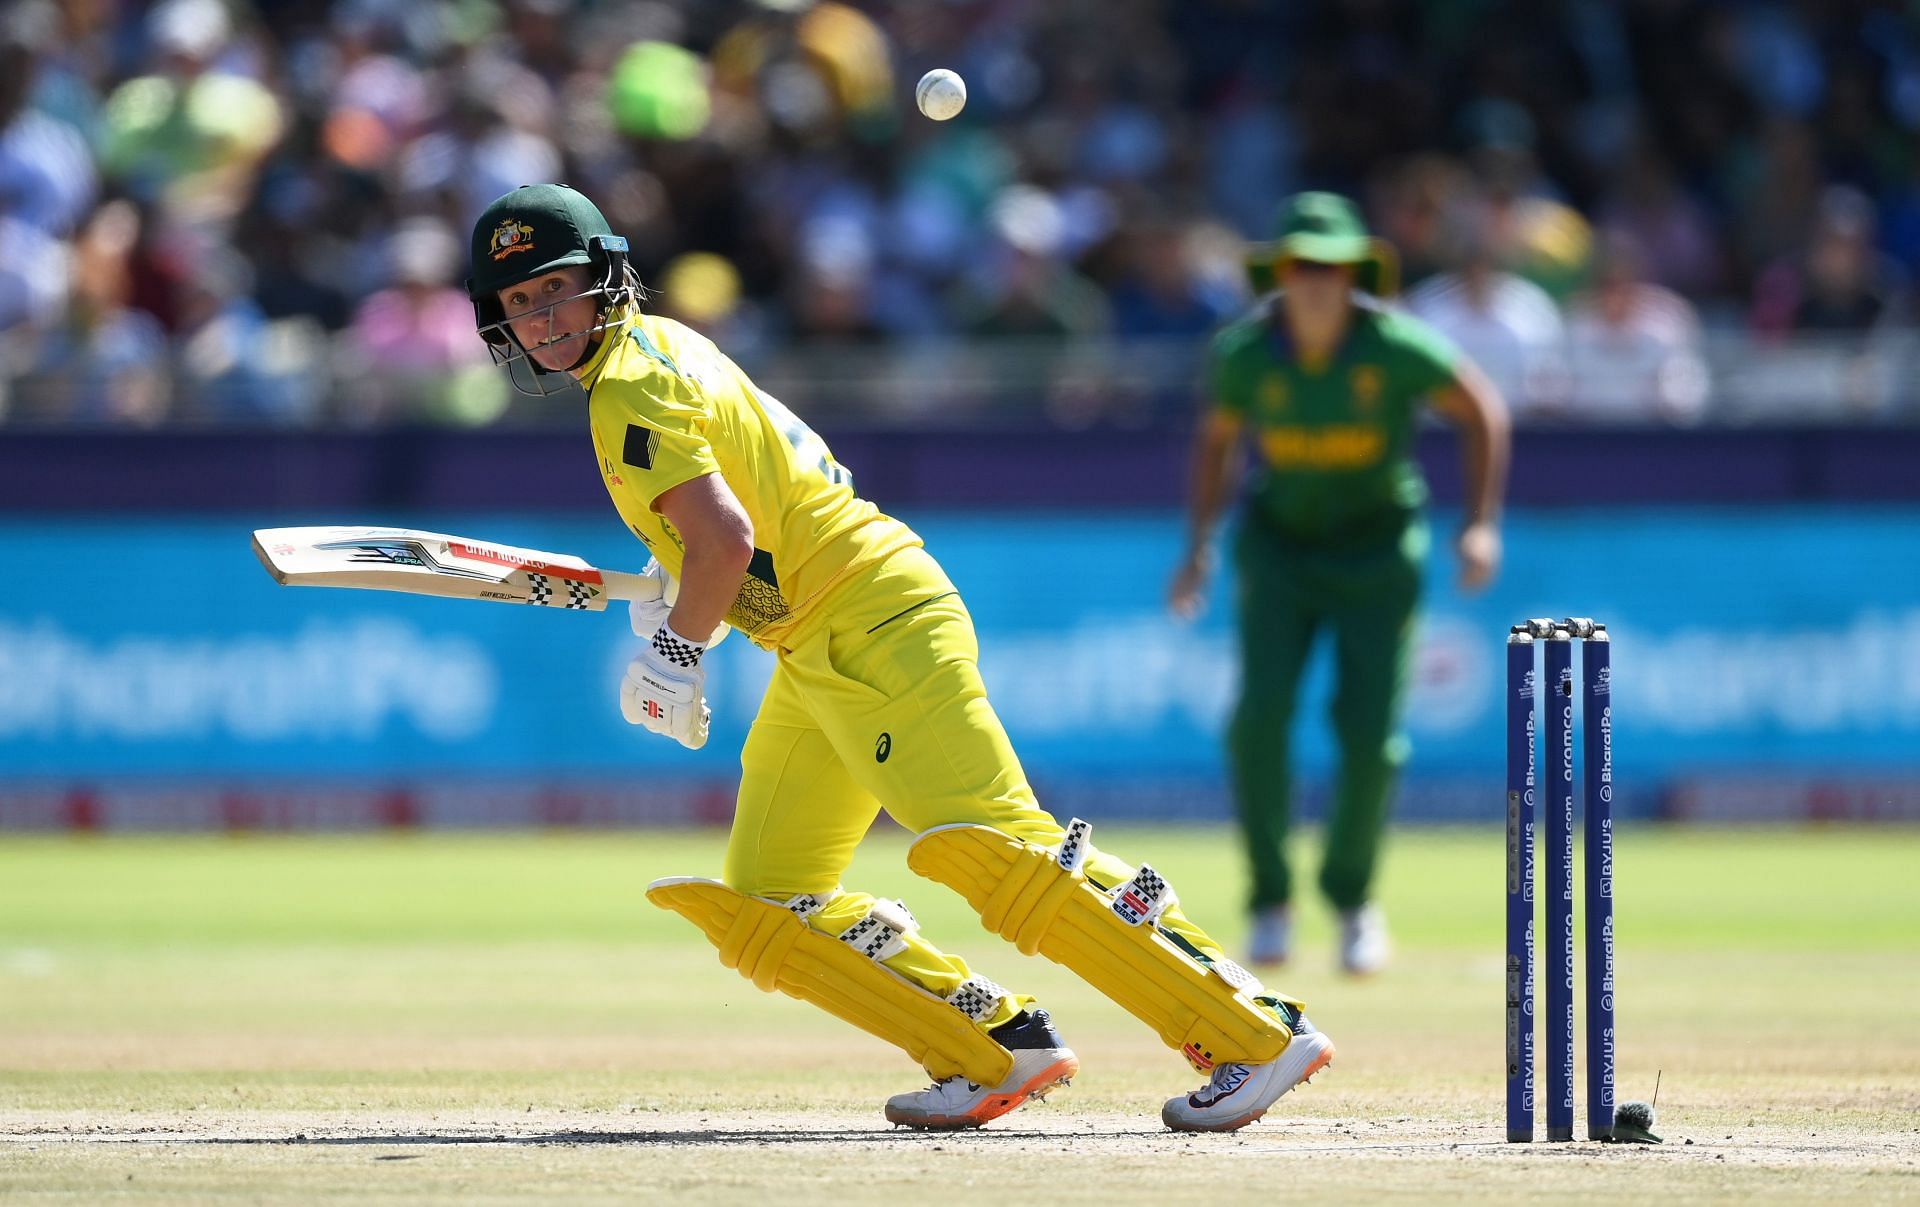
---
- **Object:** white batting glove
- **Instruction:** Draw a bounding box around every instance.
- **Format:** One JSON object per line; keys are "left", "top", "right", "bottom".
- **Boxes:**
{"left": 628, "top": 559, "right": 674, "bottom": 640}
{"left": 620, "top": 626, "right": 710, "bottom": 750}
{"left": 628, "top": 559, "right": 731, "bottom": 649}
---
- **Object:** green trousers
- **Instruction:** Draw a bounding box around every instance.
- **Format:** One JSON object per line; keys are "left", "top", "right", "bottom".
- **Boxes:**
{"left": 1228, "top": 511, "right": 1426, "bottom": 912}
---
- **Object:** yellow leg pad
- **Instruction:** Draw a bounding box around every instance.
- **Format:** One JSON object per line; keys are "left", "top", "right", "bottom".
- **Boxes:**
{"left": 908, "top": 824, "right": 1290, "bottom": 1069}
{"left": 645, "top": 877, "right": 1015, "bottom": 1086}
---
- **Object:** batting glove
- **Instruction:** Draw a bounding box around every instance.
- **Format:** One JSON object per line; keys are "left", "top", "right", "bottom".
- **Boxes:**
{"left": 620, "top": 627, "right": 710, "bottom": 750}
{"left": 628, "top": 559, "right": 732, "bottom": 649}
{"left": 628, "top": 559, "right": 674, "bottom": 640}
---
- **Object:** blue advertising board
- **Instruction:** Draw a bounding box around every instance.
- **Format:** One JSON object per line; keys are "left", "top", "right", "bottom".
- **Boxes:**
{"left": 3, "top": 508, "right": 1918, "bottom": 823}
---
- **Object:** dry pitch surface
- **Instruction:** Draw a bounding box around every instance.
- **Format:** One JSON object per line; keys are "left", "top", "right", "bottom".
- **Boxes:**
{"left": 2, "top": 826, "right": 1917, "bottom": 1204}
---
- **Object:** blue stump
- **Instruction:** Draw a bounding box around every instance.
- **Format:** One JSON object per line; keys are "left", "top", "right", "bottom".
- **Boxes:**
{"left": 1582, "top": 627, "right": 1617, "bottom": 1141}
{"left": 1504, "top": 626, "right": 1538, "bottom": 1143}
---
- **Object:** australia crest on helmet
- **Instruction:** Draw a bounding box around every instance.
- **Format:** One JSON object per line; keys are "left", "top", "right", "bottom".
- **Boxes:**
{"left": 489, "top": 218, "right": 536, "bottom": 261}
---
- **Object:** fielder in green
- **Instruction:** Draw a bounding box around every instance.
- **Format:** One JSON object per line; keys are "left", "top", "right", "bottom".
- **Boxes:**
{"left": 1169, "top": 193, "right": 1510, "bottom": 974}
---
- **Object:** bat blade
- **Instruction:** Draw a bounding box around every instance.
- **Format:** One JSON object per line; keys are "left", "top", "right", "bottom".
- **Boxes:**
{"left": 251, "top": 526, "right": 654, "bottom": 611}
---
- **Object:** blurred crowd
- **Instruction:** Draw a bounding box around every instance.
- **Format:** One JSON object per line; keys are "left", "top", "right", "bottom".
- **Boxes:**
{"left": 0, "top": 0, "right": 1917, "bottom": 428}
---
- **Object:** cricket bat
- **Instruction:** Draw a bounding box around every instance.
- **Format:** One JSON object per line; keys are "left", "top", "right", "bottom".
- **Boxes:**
{"left": 252, "top": 525, "right": 657, "bottom": 611}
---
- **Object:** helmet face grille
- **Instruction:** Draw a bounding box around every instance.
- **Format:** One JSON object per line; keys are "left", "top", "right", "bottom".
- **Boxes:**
{"left": 470, "top": 239, "right": 638, "bottom": 398}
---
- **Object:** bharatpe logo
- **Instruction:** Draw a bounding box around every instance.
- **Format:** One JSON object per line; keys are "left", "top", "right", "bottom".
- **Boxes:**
{"left": 0, "top": 618, "right": 497, "bottom": 743}
{"left": 1523, "top": 917, "right": 1535, "bottom": 1013}
{"left": 1599, "top": 912, "right": 1616, "bottom": 1004}
{"left": 1598, "top": 708, "right": 1614, "bottom": 803}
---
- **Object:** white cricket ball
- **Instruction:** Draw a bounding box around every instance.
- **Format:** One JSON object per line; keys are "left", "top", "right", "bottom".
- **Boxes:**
{"left": 915, "top": 69, "right": 967, "bottom": 121}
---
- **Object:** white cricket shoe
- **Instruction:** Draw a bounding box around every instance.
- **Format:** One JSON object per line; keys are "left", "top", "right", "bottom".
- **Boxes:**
{"left": 1247, "top": 904, "right": 1292, "bottom": 966}
{"left": 885, "top": 1009, "right": 1078, "bottom": 1130}
{"left": 1338, "top": 904, "right": 1390, "bottom": 976}
{"left": 1161, "top": 1017, "right": 1334, "bottom": 1133}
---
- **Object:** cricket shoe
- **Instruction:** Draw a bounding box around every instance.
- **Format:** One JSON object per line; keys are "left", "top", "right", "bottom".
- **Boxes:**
{"left": 885, "top": 1008, "right": 1078, "bottom": 1130}
{"left": 1338, "top": 904, "right": 1390, "bottom": 976}
{"left": 1247, "top": 904, "right": 1292, "bottom": 966}
{"left": 1161, "top": 1010, "right": 1334, "bottom": 1133}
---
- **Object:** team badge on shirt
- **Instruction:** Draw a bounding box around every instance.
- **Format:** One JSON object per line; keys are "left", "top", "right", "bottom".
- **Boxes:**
{"left": 1350, "top": 365, "right": 1383, "bottom": 411}
{"left": 622, "top": 424, "right": 659, "bottom": 469}
{"left": 1259, "top": 375, "right": 1289, "bottom": 414}
{"left": 489, "top": 219, "right": 536, "bottom": 261}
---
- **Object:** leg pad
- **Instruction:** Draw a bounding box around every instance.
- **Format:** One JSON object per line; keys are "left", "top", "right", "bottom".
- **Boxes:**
{"left": 647, "top": 877, "right": 1014, "bottom": 1085}
{"left": 908, "top": 824, "right": 1291, "bottom": 1070}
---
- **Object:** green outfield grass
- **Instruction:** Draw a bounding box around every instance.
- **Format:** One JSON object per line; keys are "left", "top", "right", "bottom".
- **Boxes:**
{"left": 2, "top": 825, "right": 1918, "bottom": 1203}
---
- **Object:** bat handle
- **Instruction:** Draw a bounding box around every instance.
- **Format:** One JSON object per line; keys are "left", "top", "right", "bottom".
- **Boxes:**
{"left": 602, "top": 566, "right": 729, "bottom": 648}
{"left": 601, "top": 569, "right": 663, "bottom": 603}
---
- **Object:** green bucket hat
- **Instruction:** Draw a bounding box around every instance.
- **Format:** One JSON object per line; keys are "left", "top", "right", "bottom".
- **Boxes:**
{"left": 1245, "top": 191, "right": 1400, "bottom": 297}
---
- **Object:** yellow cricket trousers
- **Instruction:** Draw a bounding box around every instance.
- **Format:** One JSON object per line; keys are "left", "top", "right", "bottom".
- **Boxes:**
{"left": 722, "top": 544, "right": 1237, "bottom": 1037}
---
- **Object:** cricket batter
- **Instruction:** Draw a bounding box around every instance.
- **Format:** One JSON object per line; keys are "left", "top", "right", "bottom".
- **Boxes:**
{"left": 1168, "top": 193, "right": 1510, "bottom": 973}
{"left": 466, "top": 184, "right": 1334, "bottom": 1132}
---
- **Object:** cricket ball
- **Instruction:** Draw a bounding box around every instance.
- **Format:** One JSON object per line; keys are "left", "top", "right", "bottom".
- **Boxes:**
{"left": 916, "top": 69, "right": 967, "bottom": 121}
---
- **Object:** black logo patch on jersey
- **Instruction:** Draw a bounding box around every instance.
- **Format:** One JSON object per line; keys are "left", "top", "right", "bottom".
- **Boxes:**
{"left": 622, "top": 424, "right": 659, "bottom": 469}
{"left": 746, "top": 547, "right": 780, "bottom": 588}
{"left": 875, "top": 732, "right": 892, "bottom": 764}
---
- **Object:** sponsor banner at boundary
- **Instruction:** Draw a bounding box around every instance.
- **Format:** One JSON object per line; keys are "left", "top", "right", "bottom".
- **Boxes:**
{"left": 0, "top": 780, "right": 736, "bottom": 831}
{"left": 1664, "top": 775, "right": 1920, "bottom": 823}
{"left": 4, "top": 507, "right": 1920, "bottom": 827}
{"left": 4, "top": 774, "right": 1915, "bottom": 831}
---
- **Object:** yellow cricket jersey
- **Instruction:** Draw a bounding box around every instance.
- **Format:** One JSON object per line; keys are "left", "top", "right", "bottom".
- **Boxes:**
{"left": 579, "top": 310, "right": 921, "bottom": 650}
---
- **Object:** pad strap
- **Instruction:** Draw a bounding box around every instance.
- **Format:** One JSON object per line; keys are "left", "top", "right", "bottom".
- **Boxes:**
{"left": 1056, "top": 817, "right": 1092, "bottom": 874}
{"left": 1208, "top": 955, "right": 1263, "bottom": 995}
{"left": 945, "top": 975, "right": 1008, "bottom": 1023}
{"left": 839, "top": 898, "right": 915, "bottom": 963}
{"left": 784, "top": 892, "right": 828, "bottom": 920}
{"left": 1111, "top": 864, "right": 1175, "bottom": 926}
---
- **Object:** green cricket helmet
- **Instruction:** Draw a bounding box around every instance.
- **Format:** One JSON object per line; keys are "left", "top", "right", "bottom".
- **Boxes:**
{"left": 1245, "top": 191, "right": 1400, "bottom": 298}
{"left": 466, "top": 183, "right": 636, "bottom": 387}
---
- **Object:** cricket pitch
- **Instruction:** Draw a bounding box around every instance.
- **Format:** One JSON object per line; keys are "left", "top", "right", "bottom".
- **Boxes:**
{"left": 3, "top": 827, "right": 1917, "bottom": 1203}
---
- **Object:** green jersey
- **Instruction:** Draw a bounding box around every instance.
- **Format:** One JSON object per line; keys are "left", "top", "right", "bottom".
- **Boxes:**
{"left": 1208, "top": 296, "right": 1460, "bottom": 545}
